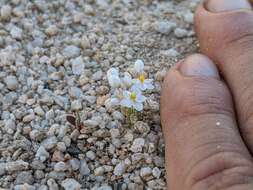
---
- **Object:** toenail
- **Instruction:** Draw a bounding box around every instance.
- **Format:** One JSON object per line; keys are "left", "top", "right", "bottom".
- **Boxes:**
{"left": 179, "top": 54, "right": 220, "bottom": 78}
{"left": 206, "top": 0, "right": 252, "bottom": 12}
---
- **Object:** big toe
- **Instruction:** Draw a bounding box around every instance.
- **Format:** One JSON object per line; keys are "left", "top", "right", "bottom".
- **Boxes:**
{"left": 195, "top": 0, "right": 253, "bottom": 153}
{"left": 161, "top": 54, "right": 253, "bottom": 190}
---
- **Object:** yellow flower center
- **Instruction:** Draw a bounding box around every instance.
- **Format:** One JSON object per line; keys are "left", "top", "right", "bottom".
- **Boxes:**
{"left": 130, "top": 92, "right": 136, "bottom": 102}
{"left": 138, "top": 74, "right": 145, "bottom": 84}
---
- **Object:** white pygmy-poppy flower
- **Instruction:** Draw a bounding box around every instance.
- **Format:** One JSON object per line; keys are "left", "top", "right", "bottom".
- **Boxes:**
{"left": 122, "top": 72, "right": 132, "bottom": 87}
{"left": 134, "top": 59, "right": 144, "bottom": 73}
{"left": 120, "top": 90, "right": 146, "bottom": 111}
{"left": 133, "top": 74, "right": 154, "bottom": 91}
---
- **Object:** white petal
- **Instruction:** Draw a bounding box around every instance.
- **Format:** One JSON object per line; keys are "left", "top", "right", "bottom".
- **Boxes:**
{"left": 108, "top": 75, "right": 121, "bottom": 88}
{"left": 136, "top": 94, "right": 146, "bottom": 103}
{"left": 120, "top": 99, "right": 132, "bottom": 108}
{"left": 134, "top": 59, "right": 144, "bottom": 73}
{"left": 133, "top": 102, "right": 143, "bottom": 111}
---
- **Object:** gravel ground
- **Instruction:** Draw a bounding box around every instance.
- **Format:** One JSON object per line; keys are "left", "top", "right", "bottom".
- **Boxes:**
{"left": 0, "top": 0, "right": 199, "bottom": 189}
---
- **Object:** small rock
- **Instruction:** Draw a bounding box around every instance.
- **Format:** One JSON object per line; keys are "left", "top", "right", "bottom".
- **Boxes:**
{"left": 86, "top": 150, "right": 96, "bottom": 160}
{"left": 174, "top": 28, "right": 188, "bottom": 38}
{"left": 57, "top": 142, "right": 66, "bottom": 152}
{"left": 54, "top": 162, "right": 67, "bottom": 172}
{"left": 63, "top": 45, "right": 80, "bottom": 58}
{"left": 83, "top": 119, "right": 99, "bottom": 127}
{"left": 5, "top": 160, "right": 29, "bottom": 172}
{"left": 160, "top": 48, "right": 179, "bottom": 57}
{"left": 14, "top": 184, "right": 36, "bottom": 190}
{"left": 113, "top": 162, "right": 126, "bottom": 176}
{"left": 45, "top": 25, "right": 58, "bottom": 36}
{"left": 41, "top": 136, "right": 58, "bottom": 150}
{"left": 152, "top": 167, "right": 161, "bottom": 179}
{"left": 15, "top": 171, "right": 34, "bottom": 185}
{"left": 10, "top": 25, "right": 23, "bottom": 40}
{"left": 134, "top": 121, "right": 150, "bottom": 135}
{"left": 80, "top": 160, "right": 90, "bottom": 176}
{"left": 130, "top": 138, "right": 145, "bottom": 153}
{"left": 112, "top": 111, "right": 124, "bottom": 121}
{"left": 61, "top": 178, "right": 81, "bottom": 190}
{"left": 96, "top": 186, "right": 112, "bottom": 190}
{"left": 23, "top": 113, "right": 35, "bottom": 122}
{"left": 69, "top": 87, "right": 83, "bottom": 99}
{"left": 94, "top": 166, "right": 104, "bottom": 176}
{"left": 92, "top": 70, "right": 103, "bottom": 81}
{"left": 34, "top": 106, "right": 45, "bottom": 116}
{"left": 184, "top": 11, "right": 194, "bottom": 24}
{"left": 154, "top": 21, "right": 176, "bottom": 34}
{"left": 71, "top": 56, "right": 84, "bottom": 75}
{"left": 68, "top": 159, "right": 80, "bottom": 171}
{"left": 34, "top": 170, "right": 45, "bottom": 179}
{"left": 1, "top": 5, "right": 12, "bottom": 20}
{"left": 36, "top": 146, "right": 50, "bottom": 162}
{"left": 140, "top": 167, "right": 152, "bottom": 180}
{"left": 47, "top": 178, "right": 59, "bottom": 190}
{"left": 81, "top": 35, "right": 91, "bottom": 49}
{"left": 4, "top": 75, "right": 18, "bottom": 90}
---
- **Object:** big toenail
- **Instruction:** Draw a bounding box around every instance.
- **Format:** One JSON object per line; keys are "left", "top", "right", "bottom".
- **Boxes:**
{"left": 206, "top": 0, "right": 252, "bottom": 12}
{"left": 179, "top": 54, "right": 220, "bottom": 78}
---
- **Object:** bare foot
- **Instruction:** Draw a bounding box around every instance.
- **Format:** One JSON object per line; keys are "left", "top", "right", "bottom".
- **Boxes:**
{"left": 161, "top": 0, "right": 253, "bottom": 189}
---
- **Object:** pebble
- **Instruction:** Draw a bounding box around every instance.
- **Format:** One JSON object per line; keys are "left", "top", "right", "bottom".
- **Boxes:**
{"left": 154, "top": 21, "right": 176, "bottom": 34}
{"left": 96, "top": 186, "right": 112, "bottom": 190}
{"left": 5, "top": 160, "right": 29, "bottom": 173}
{"left": 45, "top": 25, "right": 58, "bottom": 36}
{"left": 71, "top": 56, "right": 85, "bottom": 75}
{"left": 152, "top": 167, "right": 162, "bottom": 179}
{"left": 54, "top": 162, "right": 67, "bottom": 172}
{"left": 61, "top": 178, "right": 81, "bottom": 190}
{"left": 69, "top": 158, "right": 80, "bottom": 171}
{"left": 36, "top": 146, "right": 50, "bottom": 162}
{"left": 10, "top": 26, "right": 23, "bottom": 40}
{"left": 86, "top": 150, "right": 96, "bottom": 160}
{"left": 130, "top": 138, "right": 145, "bottom": 153}
{"left": 174, "top": 28, "right": 188, "bottom": 38}
{"left": 160, "top": 48, "right": 179, "bottom": 57}
{"left": 15, "top": 171, "right": 34, "bottom": 185}
{"left": 4, "top": 75, "right": 18, "bottom": 90}
{"left": 140, "top": 167, "right": 152, "bottom": 180}
{"left": 1, "top": 5, "right": 12, "bottom": 20}
{"left": 80, "top": 160, "right": 90, "bottom": 176}
{"left": 62, "top": 45, "right": 81, "bottom": 58}
{"left": 14, "top": 184, "right": 36, "bottom": 190}
{"left": 41, "top": 136, "right": 58, "bottom": 150}
{"left": 94, "top": 166, "right": 105, "bottom": 176}
{"left": 113, "top": 162, "right": 126, "bottom": 176}
{"left": 134, "top": 121, "right": 150, "bottom": 135}
{"left": 47, "top": 178, "right": 59, "bottom": 190}
{"left": 81, "top": 35, "right": 91, "bottom": 49}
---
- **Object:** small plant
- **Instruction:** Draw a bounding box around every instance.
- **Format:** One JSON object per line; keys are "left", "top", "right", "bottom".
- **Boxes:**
{"left": 66, "top": 112, "right": 84, "bottom": 130}
{"left": 106, "top": 59, "right": 154, "bottom": 126}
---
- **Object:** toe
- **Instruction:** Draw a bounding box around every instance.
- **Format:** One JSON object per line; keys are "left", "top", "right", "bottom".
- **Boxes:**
{"left": 195, "top": 0, "right": 253, "bottom": 153}
{"left": 161, "top": 54, "right": 253, "bottom": 190}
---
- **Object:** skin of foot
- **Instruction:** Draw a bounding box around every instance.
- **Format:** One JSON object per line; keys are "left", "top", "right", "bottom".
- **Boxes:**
{"left": 161, "top": 0, "right": 253, "bottom": 189}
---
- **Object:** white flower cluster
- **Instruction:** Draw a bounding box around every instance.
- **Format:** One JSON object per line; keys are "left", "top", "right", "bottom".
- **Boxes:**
{"left": 106, "top": 59, "right": 154, "bottom": 111}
